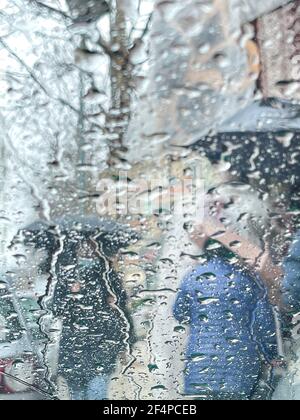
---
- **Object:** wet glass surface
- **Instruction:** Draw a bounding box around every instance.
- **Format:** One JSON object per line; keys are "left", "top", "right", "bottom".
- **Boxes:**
{"left": 0, "top": 0, "right": 300, "bottom": 400}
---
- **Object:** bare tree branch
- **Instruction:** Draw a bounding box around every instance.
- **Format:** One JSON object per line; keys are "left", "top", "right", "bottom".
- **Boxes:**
{"left": 29, "top": 0, "right": 71, "bottom": 20}
{"left": 0, "top": 38, "right": 83, "bottom": 115}
{"left": 129, "top": 11, "right": 153, "bottom": 53}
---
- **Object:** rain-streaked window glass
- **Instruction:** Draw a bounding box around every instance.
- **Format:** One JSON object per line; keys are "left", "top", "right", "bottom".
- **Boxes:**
{"left": 0, "top": 0, "right": 300, "bottom": 401}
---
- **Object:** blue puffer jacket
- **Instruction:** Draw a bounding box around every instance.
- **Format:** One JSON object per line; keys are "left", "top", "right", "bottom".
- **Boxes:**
{"left": 174, "top": 257, "right": 278, "bottom": 397}
{"left": 282, "top": 231, "right": 300, "bottom": 313}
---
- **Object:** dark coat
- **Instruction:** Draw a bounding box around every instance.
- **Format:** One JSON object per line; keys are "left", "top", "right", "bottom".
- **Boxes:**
{"left": 52, "top": 239, "right": 132, "bottom": 386}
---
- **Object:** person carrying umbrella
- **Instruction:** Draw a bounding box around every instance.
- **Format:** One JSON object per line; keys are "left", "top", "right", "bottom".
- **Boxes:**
{"left": 22, "top": 216, "right": 137, "bottom": 400}
{"left": 173, "top": 182, "right": 283, "bottom": 400}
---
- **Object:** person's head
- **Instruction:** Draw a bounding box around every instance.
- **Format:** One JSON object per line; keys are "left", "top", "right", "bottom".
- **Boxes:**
{"left": 207, "top": 181, "right": 273, "bottom": 248}
{"left": 76, "top": 237, "right": 98, "bottom": 259}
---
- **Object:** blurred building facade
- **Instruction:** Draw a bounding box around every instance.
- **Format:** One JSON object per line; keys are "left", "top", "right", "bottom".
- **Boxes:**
{"left": 257, "top": 0, "right": 300, "bottom": 100}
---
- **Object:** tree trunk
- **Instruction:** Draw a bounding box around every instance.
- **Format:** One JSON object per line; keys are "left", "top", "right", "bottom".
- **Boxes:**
{"left": 108, "top": 0, "right": 132, "bottom": 159}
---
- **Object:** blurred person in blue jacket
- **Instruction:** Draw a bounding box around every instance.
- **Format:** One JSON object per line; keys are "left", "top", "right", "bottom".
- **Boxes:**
{"left": 174, "top": 256, "right": 278, "bottom": 400}
{"left": 174, "top": 183, "right": 281, "bottom": 400}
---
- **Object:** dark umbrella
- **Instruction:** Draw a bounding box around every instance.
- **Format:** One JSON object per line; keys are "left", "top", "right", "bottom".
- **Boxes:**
{"left": 193, "top": 99, "right": 300, "bottom": 208}
{"left": 20, "top": 215, "right": 139, "bottom": 261}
